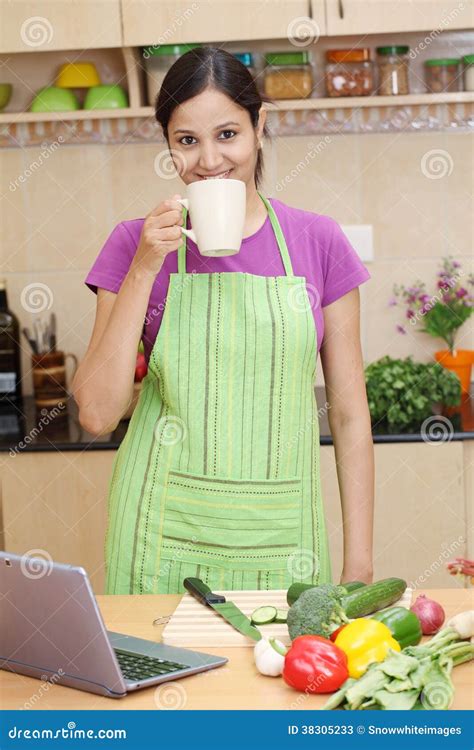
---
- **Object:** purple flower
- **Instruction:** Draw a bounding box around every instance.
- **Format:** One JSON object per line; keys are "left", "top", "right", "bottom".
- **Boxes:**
{"left": 406, "top": 309, "right": 415, "bottom": 319}
{"left": 388, "top": 297, "right": 397, "bottom": 307}
{"left": 396, "top": 324, "right": 407, "bottom": 335}
{"left": 456, "top": 288, "right": 468, "bottom": 298}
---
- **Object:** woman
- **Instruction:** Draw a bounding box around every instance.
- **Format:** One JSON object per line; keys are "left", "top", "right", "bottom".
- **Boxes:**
{"left": 74, "top": 47, "right": 374, "bottom": 595}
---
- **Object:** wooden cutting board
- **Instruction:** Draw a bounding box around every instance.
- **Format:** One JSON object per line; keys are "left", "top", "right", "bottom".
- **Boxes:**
{"left": 162, "top": 587, "right": 413, "bottom": 647}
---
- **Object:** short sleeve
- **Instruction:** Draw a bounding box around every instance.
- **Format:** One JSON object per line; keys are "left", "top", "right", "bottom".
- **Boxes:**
{"left": 321, "top": 219, "right": 371, "bottom": 307}
{"left": 84, "top": 222, "right": 137, "bottom": 295}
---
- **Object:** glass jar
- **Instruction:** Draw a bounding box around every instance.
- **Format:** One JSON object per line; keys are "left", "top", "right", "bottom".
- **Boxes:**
{"left": 234, "top": 52, "right": 257, "bottom": 81}
{"left": 263, "top": 51, "right": 313, "bottom": 99}
{"left": 425, "top": 58, "right": 460, "bottom": 93}
{"left": 376, "top": 46, "right": 410, "bottom": 95}
{"left": 143, "top": 43, "right": 201, "bottom": 106}
{"left": 462, "top": 54, "right": 474, "bottom": 91}
{"left": 325, "top": 48, "right": 374, "bottom": 97}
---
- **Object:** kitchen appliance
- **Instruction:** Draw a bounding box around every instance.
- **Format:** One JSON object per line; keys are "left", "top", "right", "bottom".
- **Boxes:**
{"left": 0, "top": 553, "right": 227, "bottom": 698}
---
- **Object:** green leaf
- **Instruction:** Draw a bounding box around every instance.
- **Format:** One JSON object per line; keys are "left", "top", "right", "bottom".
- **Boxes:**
{"left": 373, "top": 688, "right": 420, "bottom": 710}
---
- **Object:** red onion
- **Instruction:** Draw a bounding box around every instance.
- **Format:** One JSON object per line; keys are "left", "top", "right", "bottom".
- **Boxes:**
{"left": 410, "top": 594, "right": 445, "bottom": 634}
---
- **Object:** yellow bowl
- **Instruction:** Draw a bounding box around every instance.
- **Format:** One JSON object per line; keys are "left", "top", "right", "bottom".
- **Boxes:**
{"left": 56, "top": 62, "right": 100, "bottom": 88}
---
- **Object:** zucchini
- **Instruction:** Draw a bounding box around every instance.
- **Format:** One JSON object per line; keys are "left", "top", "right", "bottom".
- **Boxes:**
{"left": 250, "top": 605, "right": 277, "bottom": 625}
{"left": 286, "top": 580, "right": 366, "bottom": 607}
{"left": 342, "top": 578, "right": 407, "bottom": 618}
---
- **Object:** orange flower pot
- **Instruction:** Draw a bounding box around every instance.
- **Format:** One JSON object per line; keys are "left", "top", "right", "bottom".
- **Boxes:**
{"left": 435, "top": 349, "right": 474, "bottom": 394}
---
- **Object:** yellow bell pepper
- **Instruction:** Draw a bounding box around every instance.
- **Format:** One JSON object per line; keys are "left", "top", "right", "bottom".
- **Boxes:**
{"left": 334, "top": 618, "right": 401, "bottom": 678}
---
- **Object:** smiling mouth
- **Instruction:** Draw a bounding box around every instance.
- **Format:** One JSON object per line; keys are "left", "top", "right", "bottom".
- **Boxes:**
{"left": 197, "top": 169, "right": 233, "bottom": 180}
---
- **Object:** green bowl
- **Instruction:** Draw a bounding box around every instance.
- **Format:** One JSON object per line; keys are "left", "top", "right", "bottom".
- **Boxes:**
{"left": 83, "top": 84, "right": 128, "bottom": 110}
{"left": 30, "top": 86, "right": 79, "bottom": 113}
{"left": 0, "top": 83, "right": 12, "bottom": 110}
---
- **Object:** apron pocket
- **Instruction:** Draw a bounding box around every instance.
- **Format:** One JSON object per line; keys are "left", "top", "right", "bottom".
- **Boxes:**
{"left": 160, "top": 469, "right": 302, "bottom": 572}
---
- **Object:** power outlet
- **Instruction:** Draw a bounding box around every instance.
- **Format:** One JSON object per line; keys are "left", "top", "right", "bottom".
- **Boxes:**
{"left": 340, "top": 225, "right": 374, "bottom": 263}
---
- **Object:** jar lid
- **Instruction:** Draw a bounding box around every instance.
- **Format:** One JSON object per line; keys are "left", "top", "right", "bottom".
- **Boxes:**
{"left": 142, "top": 43, "right": 201, "bottom": 57}
{"left": 326, "top": 48, "right": 371, "bottom": 63}
{"left": 425, "top": 58, "right": 460, "bottom": 67}
{"left": 463, "top": 54, "right": 474, "bottom": 64}
{"left": 376, "top": 46, "right": 410, "bottom": 55}
{"left": 234, "top": 52, "right": 254, "bottom": 67}
{"left": 265, "top": 51, "right": 310, "bottom": 65}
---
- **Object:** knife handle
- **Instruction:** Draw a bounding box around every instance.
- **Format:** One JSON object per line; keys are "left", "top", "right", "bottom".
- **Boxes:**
{"left": 183, "top": 577, "right": 226, "bottom": 605}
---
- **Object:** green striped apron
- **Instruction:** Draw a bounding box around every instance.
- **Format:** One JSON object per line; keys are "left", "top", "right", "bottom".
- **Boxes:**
{"left": 104, "top": 193, "right": 332, "bottom": 594}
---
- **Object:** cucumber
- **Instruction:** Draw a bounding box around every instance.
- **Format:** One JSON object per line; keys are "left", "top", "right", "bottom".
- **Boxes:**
{"left": 342, "top": 578, "right": 407, "bottom": 619}
{"left": 286, "top": 580, "right": 366, "bottom": 607}
{"left": 343, "top": 581, "right": 366, "bottom": 594}
{"left": 274, "top": 609, "right": 288, "bottom": 623}
{"left": 250, "top": 605, "right": 277, "bottom": 625}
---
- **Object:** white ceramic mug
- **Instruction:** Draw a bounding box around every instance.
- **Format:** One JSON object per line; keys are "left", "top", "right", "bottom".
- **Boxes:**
{"left": 176, "top": 178, "right": 246, "bottom": 257}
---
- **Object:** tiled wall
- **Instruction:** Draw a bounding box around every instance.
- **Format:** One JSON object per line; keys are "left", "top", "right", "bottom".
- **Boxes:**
{"left": 1, "top": 129, "right": 473, "bottom": 394}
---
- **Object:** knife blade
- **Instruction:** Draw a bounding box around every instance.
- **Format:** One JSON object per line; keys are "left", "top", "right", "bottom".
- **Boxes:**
{"left": 183, "top": 577, "right": 262, "bottom": 641}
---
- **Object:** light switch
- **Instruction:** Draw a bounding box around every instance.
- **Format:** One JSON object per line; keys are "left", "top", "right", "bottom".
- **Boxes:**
{"left": 340, "top": 225, "right": 374, "bottom": 262}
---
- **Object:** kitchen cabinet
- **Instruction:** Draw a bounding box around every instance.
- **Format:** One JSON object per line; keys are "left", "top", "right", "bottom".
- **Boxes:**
{"left": 323, "top": 0, "right": 474, "bottom": 36}
{"left": 121, "top": 0, "right": 323, "bottom": 46}
{"left": 320, "top": 441, "right": 468, "bottom": 587}
{"left": 1, "top": 451, "right": 115, "bottom": 593}
{"left": 0, "top": 0, "right": 122, "bottom": 53}
{"left": 1, "top": 440, "right": 471, "bottom": 594}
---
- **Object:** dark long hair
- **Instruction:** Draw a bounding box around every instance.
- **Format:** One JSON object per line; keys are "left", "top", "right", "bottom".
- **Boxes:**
{"left": 155, "top": 46, "right": 270, "bottom": 188}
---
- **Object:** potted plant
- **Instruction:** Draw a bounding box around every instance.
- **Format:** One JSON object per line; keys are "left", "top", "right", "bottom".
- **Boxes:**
{"left": 390, "top": 257, "right": 474, "bottom": 393}
{"left": 365, "top": 356, "right": 461, "bottom": 432}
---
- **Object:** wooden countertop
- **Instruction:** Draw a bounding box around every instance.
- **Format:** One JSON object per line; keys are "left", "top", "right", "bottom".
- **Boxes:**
{"left": 1, "top": 588, "right": 472, "bottom": 710}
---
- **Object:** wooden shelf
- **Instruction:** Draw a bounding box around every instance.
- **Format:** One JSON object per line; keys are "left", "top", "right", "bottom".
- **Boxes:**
{"left": 1, "top": 92, "right": 472, "bottom": 125}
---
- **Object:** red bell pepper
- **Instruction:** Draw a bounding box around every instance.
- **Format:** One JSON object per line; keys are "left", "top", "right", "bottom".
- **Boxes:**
{"left": 330, "top": 624, "right": 347, "bottom": 642}
{"left": 282, "top": 635, "right": 348, "bottom": 694}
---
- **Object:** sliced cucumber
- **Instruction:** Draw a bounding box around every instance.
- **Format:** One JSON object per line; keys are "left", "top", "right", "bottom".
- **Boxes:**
{"left": 274, "top": 609, "right": 288, "bottom": 623}
{"left": 250, "top": 605, "right": 277, "bottom": 625}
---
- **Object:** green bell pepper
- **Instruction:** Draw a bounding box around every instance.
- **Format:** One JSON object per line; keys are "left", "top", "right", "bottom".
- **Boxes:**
{"left": 371, "top": 607, "right": 422, "bottom": 649}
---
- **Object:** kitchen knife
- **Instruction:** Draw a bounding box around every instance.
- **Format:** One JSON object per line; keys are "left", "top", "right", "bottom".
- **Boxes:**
{"left": 183, "top": 577, "right": 262, "bottom": 641}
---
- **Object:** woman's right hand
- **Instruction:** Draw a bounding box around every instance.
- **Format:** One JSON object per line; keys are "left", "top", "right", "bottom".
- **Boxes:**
{"left": 131, "top": 194, "right": 184, "bottom": 276}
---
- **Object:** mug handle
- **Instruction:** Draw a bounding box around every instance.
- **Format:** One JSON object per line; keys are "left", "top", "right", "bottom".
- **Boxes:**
{"left": 65, "top": 352, "right": 78, "bottom": 393}
{"left": 175, "top": 198, "right": 197, "bottom": 243}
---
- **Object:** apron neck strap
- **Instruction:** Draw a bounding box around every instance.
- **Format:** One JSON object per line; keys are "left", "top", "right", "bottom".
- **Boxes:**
{"left": 177, "top": 193, "right": 294, "bottom": 276}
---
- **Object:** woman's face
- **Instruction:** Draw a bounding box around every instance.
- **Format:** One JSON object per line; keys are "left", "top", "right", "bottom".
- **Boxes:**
{"left": 167, "top": 87, "right": 265, "bottom": 188}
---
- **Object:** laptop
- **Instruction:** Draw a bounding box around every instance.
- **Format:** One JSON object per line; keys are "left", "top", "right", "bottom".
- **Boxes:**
{"left": 0, "top": 552, "right": 227, "bottom": 698}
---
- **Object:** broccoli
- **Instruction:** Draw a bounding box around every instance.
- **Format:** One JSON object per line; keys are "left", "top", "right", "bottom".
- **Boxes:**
{"left": 287, "top": 583, "right": 350, "bottom": 640}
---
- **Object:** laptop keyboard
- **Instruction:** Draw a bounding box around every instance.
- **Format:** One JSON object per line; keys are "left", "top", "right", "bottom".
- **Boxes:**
{"left": 114, "top": 648, "right": 189, "bottom": 681}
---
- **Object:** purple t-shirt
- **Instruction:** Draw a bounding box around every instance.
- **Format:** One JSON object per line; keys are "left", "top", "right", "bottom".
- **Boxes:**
{"left": 85, "top": 197, "right": 371, "bottom": 365}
